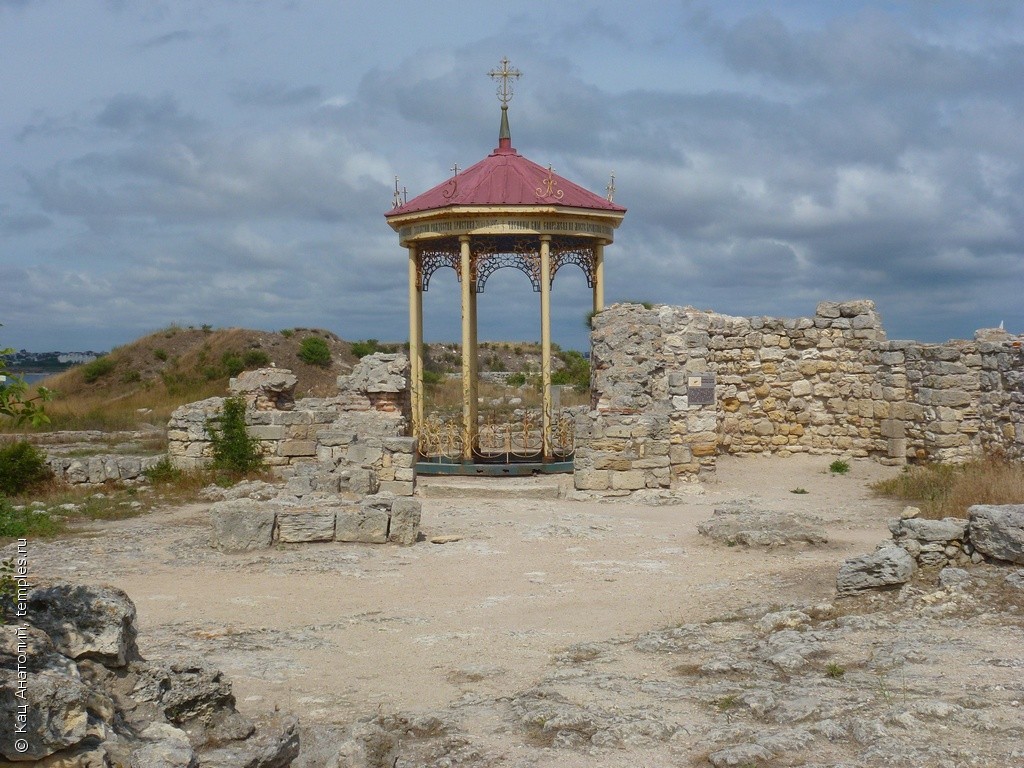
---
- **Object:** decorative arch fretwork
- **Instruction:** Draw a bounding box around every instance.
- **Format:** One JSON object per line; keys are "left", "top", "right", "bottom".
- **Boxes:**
{"left": 417, "top": 234, "right": 598, "bottom": 293}
{"left": 418, "top": 240, "right": 461, "bottom": 292}
{"left": 550, "top": 238, "right": 596, "bottom": 288}
{"left": 474, "top": 237, "right": 541, "bottom": 293}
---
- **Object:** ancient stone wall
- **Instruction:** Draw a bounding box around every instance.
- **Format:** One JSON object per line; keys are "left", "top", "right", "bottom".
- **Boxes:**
{"left": 168, "top": 353, "right": 416, "bottom": 495}
{"left": 46, "top": 454, "right": 164, "bottom": 485}
{"left": 577, "top": 300, "right": 1024, "bottom": 492}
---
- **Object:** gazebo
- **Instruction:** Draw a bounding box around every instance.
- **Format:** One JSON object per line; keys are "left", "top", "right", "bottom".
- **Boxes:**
{"left": 385, "top": 59, "right": 626, "bottom": 472}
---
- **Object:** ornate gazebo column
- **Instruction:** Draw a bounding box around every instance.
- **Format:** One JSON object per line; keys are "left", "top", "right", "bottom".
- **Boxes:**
{"left": 408, "top": 244, "right": 423, "bottom": 438}
{"left": 593, "top": 241, "right": 605, "bottom": 313}
{"left": 459, "top": 235, "right": 478, "bottom": 459}
{"left": 540, "top": 235, "right": 552, "bottom": 456}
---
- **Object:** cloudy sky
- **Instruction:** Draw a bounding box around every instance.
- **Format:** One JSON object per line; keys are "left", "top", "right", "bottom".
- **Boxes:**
{"left": 3, "top": 1, "right": 1023, "bottom": 352}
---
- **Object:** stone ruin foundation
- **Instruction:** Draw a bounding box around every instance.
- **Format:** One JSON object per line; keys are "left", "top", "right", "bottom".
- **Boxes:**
{"left": 577, "top": 299, "right": 1024, "bottom": 494}
{"left": 168, "top": 353, "right": 421, "bottom": 549}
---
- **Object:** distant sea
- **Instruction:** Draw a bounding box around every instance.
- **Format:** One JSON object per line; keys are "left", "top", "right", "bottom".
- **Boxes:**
{"left": 9, "top": 372, "right": 53, "bottom": 385}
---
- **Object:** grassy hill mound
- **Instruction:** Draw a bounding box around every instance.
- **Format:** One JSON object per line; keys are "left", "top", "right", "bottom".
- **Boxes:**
{"left": 30, "top": 326, "right": 357, "bottom": 431}
{"left": 13, "top": 330, "right": 590, "bottom": 433}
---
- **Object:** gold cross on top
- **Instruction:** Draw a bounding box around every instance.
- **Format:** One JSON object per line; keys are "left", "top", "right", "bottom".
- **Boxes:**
{"left": 488, "top": 57, "right": 521, "bottom": 106}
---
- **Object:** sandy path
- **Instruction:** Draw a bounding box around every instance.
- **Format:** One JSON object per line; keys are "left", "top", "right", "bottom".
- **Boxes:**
{"left": 21, "top": 454, "right": 903, "bottom": 725}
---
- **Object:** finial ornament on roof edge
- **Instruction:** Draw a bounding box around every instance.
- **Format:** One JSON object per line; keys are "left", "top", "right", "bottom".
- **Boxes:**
{"left": 392, "top": 176, "right": 407, "bottom": 209}
{"left": 488, "top": 57, "right": 521, "bottom": 106}
{"left": 606, "top": 172, "right": 616, "bottom": 203}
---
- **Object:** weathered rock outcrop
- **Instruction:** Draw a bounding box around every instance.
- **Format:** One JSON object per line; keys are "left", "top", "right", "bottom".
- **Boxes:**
{"left": 0, "top": 582, "right": 299, "bottom": 766}
{"left": 968, "top": 504, "right": 1024, "bottom": 565}
{"left": 698, "top": 503, "right": 827, "bottom": 548}
{"left": 836, "top": 546, "right": 916, "bottom": 595}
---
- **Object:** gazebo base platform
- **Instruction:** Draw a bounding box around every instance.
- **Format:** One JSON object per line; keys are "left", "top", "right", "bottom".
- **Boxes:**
{"left": 415, "top": 459, "right": 573, "bottom": 476}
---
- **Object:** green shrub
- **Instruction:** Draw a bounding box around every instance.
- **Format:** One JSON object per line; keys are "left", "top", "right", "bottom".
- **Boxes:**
{"left": 280, "top": 328, "right": 294, "bottom": 338}
{"left": 0, "top": 441, "right": 52, "bottom": 496}
{"left": 0, "top": 498, "right": 60, "bottom": 538}
{"left": 143, "top": 457, "right": 182, "bottom": 484}
{"left": 121, "top": 370, "right": 142, "bottom": 384}
{"left": 221, "top": 352, "right": 244, "bottom": 377}
{"left": 243, "top": 349, "right": 271, "bottom": 368}
{"left": 829, "top": 460, "right": 851, "bottom": 475}
{"left": 350, "top": 339, "right": 379, "bottom": 359}
{"left": 299, "top": 337, "right": 332, "bottom": 367}
{"left": 552, "top": 350, "right": 590, "bottom": 393}
{"left": 507, "top": 372, "right": 527, "bottom": 387}
{"left": 82, "top": 356, "right": 116, "bottom": 383}
{"left": 422, "top": 369, "right": 443, "bottom": 387}
{"left": 153, "top": 348, "right": 168, "bottom": 361}
{"left": 201, "top": 324, "right": 213, "bottom": 334}
{"left": 207, "top": 397, "right": 263, "bottom": 473}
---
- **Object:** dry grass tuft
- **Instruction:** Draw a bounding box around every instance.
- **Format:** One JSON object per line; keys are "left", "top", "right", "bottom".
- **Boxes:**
{"left": 872, "top": 455, "right": 1024, "bottom": 519}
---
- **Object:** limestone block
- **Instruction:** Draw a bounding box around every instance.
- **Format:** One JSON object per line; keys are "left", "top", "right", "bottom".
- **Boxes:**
{"left": 392, "top": 451, "right": 415, "bottom": 468}
{"left": 346, "top": 442, "right": 384, "bottom": 467}
{"left": 246, "top": 425, "right": 286, "bottom": 440}
{"left": 669, "top": 444, "right": 693, "bottom": 464}
{"left": 284, "top": 476, "right": 313, "bottom": 497}
{"left": 691, "top": 442, "right": 717, "bottom": 457}
{"left": 969, "top": 504, "right": 1024, "bottom": 564}
{"left": 889, "top": 517, "right": 968, "bottom": 543}
{"left": 790, "top": 380, "right": 812, "bottom": 398}
{"left": 378, "top": 480, "right": 414, "bottom": 496}
{"left": 277, "top": 507, "right": 336, "bottom": 543}
{"left": 880, "top": 419, "right": 905, "bottom": 439}
{"left": 338, "top": 352, "right": 409, "bottom": 394}
{"left": 389, "top": 497, "right": 422, "bottom": 546}
{"left": 687, "top": 413, "right": 717, "bottom": 432}
{"left": 632, "top": 456, "right": 670, "bottom": 469}
{"left": 336, "top": 505, "right": 389, "bottom": 544}
{"left": 230, "top": 367, "right": 297, "bottom": 400}
{"left": 816, "top": 301, "right": 841, "bottom": 318}
{"left": 316, "top": 430, "right": 357, "bottom": 447}
{"left": 887, "top": 438, "right": 907, "bottom": 459}
{"left": 574, "top": 468, "right": 610, "bottom": 491}
{"left": 210, "top": 499, "right": 277, "bottom": 552}
{"left": 610, "top": 470, "right": 646, "bottom": 490}
{"left": 394, "top": 467, "right": 415, "bottom": 482}
{"left": 836, "top": 546, "right": 915, "bottom": 595}
{"left": 278, "top": 440, "right": 317, "bottom": 457}
{"left": 66, "top": 460, "right": 88, "bottom": 484}
{"left": 383, "top": 436, "right": 417, "bottom": 454}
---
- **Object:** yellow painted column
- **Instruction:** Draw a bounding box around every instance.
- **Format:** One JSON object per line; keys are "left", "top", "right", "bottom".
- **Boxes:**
{"left": 540, "top": 235, "right": 552, "bottom": 459}
{"left": 593, "top": 242, "right": 605, "bottom": 313}
{"left": 469, "top": 272, "right": 479, "bottom": 437}
{"left": 407, "top": 245, "right": 421, "bottom": 443}
{"left": 459, "top": 236, "right": 474, "bottom": 460}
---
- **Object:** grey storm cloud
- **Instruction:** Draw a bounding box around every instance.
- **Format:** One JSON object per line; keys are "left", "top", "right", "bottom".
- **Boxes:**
{"left": 229, "top": 81, "right": 324, "bottom": 108}
{"left": 137, "top": 29, "right": 193, "bottom": 49}
{"left": 2, "top": 3, "right": 1023, "bottom": 350}
{"left": 95, "top": 93, "right": 203, "bottom": 136}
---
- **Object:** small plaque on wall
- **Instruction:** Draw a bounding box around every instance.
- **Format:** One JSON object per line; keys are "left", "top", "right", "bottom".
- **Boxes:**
{"left": 687, "top": 372, "right": 716, "bottom": 405}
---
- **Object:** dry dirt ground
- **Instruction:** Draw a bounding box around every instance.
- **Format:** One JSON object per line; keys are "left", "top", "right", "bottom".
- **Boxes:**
{"left": 18, "top": 455, "right": 1024, "bottom": 767}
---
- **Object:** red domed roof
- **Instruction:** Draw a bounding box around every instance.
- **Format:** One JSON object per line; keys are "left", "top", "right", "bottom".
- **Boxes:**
{"left": 386, "top": 137, "right": 625, "bottom": 218}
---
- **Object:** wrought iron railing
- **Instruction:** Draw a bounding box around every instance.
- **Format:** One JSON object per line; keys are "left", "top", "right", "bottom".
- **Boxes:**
{"left": 418, "top": 410, "right": 575, "bottom": 464}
